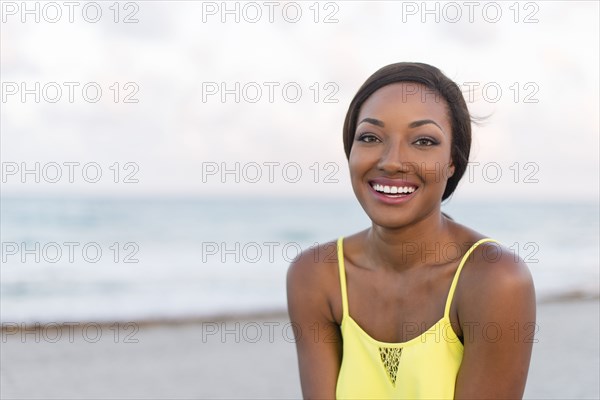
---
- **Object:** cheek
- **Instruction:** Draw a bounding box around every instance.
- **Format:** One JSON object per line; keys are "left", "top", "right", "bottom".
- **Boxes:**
{"left": 420, "top": 165, "right": 452, "bottom": 184}
{"left": 348, "top": 146, "right": 364, "bottom": 175}
{"left": 417, "top": 148, "right": 454, "bottom": 182}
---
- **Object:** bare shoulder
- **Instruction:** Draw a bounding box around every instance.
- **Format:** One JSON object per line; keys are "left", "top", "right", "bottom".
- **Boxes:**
{"left": 457, "top": 234, "right": 536, "bottom": 325}
{"left": 446, "top": 220, "right": 534, "bottom": 292}
{"left": 464, "top": 239, "right": 535, "bottom": 294}
{"left": 286, "top": 239, "right": 341, "bottom": 321}
{"left": 286, "top": 239, "right": 340, "bottom": 287}
{"left": 286, "top": 239, "right": 346, "bottom": 398}
{"left": 451, "top": 228, "right": 536, "bottom": 398}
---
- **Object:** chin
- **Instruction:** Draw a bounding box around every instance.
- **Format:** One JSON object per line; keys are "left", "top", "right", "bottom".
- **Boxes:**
{"left": 354, "top": 187, "right": 443, "bottom": 229}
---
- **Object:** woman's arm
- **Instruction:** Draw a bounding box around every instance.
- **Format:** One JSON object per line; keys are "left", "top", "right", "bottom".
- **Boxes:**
{"left": 287, "top": 245, "right": 343, "bottom": 399}
{"left": 455, "top": 243, "right": 536, "bottom": 399}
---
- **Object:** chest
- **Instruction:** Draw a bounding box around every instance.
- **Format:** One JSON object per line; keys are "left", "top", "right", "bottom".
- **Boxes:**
{"left": 337, "top": 261, "right": 459, "bottom": 343}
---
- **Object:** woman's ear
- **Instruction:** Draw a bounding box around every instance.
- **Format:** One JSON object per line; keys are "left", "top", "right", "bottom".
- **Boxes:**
{"left": 447, "top": 161, "right": 455, "bottom": 178}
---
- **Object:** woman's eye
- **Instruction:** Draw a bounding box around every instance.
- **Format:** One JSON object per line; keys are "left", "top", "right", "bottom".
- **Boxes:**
{"left": 414, "top": 137, "right": 438, "bottom": 146}
{"left": 357, "top": 133, "right": 380, "bottom": 143}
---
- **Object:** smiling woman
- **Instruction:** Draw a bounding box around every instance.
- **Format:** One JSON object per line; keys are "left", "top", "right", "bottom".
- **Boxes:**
{"left": 287, "top": 62, "right": 536, "bottom": 399}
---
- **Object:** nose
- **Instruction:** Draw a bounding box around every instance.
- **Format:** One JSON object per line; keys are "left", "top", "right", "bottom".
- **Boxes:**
{"left": 377, "top": 141, "right": 410, "bottom": 174}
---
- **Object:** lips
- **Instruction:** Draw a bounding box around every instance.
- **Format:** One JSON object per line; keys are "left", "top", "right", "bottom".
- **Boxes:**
{"left": 367, "top": 178, "right": 419, "bottom": 203}
{"left": 369, "top": 178, "right": 418, "bottom": 192}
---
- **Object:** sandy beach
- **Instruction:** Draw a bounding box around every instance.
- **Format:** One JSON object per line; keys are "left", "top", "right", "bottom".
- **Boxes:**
{"left": 1, "top": 298, "right": 598, "bottom": 400}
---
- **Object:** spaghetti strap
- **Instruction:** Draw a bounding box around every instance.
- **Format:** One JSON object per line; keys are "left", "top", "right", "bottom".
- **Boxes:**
{"left": 337, "top": 237, "right": 349, "bottom": 318}
{"left": 443, "top": 238, "right": 500, "bottom": 318}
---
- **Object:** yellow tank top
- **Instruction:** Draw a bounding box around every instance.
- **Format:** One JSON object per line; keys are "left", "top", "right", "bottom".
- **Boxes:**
{"left": 335, "top": 236, "right": 499, "bottom": 399}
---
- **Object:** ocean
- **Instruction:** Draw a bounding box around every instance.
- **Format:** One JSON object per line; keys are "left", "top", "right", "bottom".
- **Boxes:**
{"left": 1, "top": 196, "right": 598, "bottom": 324}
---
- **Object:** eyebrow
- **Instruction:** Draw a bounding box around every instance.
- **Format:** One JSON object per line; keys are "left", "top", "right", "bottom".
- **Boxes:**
{"left": 409, "top": 119, "right": 444, "bottom": 132}
{"left": 358, "top": 117, "right": 385, "bottom": 127}
{"left": 358, "top": 117, "right": 445, "bottom": 133}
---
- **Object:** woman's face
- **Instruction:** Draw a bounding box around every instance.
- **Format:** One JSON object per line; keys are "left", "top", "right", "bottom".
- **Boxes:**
{"left": 349, "top": 82, "right": 455, "bottom": 228}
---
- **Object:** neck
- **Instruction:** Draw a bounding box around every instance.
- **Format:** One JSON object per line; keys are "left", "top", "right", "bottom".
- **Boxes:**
{"left": 365, "top": 208, "right": 451, "bottom": 272}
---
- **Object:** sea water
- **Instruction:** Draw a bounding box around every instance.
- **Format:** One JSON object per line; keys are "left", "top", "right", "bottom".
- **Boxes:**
{"left": 1, "top": 196, "right": 598, "bottom": 323}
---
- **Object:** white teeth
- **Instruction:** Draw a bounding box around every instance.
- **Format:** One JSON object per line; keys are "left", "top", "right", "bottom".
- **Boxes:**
{"left": 371, "top": 183, "right": 417, "bottom": 195}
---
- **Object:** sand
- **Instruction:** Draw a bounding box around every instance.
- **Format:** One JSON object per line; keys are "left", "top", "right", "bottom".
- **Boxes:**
{"left": 1, "top": 298, "right": 598, "bottom": 399}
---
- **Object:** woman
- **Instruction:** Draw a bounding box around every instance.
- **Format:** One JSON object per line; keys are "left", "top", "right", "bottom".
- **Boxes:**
{"left": 287, "top": 62, "right": 536, "bottom": 399}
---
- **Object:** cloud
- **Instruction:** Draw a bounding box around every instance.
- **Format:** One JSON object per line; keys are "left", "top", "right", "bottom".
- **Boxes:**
{"left": 1, "top": 1, "right": 598, "bottom": 201}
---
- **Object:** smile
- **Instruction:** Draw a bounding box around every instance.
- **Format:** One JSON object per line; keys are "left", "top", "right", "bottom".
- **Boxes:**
{"left": 368, "top": 180, "right": 419, "bottom": 203}
{"left": 370, "top": 183, "right": 417, "bottom": 195}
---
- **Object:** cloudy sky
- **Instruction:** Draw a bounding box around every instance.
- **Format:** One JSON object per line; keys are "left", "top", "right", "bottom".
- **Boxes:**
{"left": 1, "top": 1, "right": 598, "bottom": 202}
